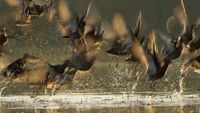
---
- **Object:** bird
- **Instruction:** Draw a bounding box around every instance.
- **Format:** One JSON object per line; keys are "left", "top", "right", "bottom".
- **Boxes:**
{"left": 130, "top": 30, "right": 171, "bottom": 87}
{"left": 15, "top": 0, "right": 53, "bottom": 26}
{"left": 187, "top": 36, "right": 200, "bottom": 52}
{"left": 106, "top": 12, "right": 142, "bottom": 56}
{"left": 39, "top": 25, "right": 103, "bottom": 95}
{"left": 56, "top": 1, "right": 96, "bottom": 53}
{"left": 186, "top": 17, "right": 200, "bottom": 52}
{"left": 0, "top": 54, "right": 77, "bottom": 96}
{"left": 158, "top": 0, "right": 200, "bottom": 60}
{"left": 146, "top": 31, "right": 171, "bottom": 82}
{"left": 158, "top": 31, "right": 182, "bottom": 60}
{"left": 0, "top": 22, "right": 103, "bottom": 95}
{"left": 66, "top": 24, "right": 104, "bottom": 71}
{"left": 168, "top": 0, "right": 200, "bottom": 51}
{"left": 180, "top": 55, "right": 200, "bottom": 76}
{"left": 23, "top": 0, "right": 52, "bottom": 17}
{"left": 179, "top": 55, "right": 200, "bottom": 93}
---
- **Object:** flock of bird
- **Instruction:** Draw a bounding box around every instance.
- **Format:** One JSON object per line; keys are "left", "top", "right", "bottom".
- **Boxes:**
{"left": 0, "top": 0, "right": 200, "bottom": 96}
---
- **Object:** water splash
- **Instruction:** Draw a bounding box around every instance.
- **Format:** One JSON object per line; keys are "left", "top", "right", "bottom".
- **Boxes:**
{"left": 179, "top": 76, "right": 185, "bottom": 95}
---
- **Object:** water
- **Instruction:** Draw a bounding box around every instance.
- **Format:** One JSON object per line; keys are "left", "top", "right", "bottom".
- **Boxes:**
{"left": 1, "top": 106, "right": 199, "bottom": 113}
{"left": 1, "top": 0, "right": 200, "bottom": 112}
{"left": 0, "top": 93, "right": 200, "bottom": 113}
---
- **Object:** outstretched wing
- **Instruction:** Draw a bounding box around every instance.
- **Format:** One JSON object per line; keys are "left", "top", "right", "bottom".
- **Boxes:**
{"left": 133, "top": 11, "right": 142, "bottom": 37}
{"left": 173, "top": 0, "right": 188, "bottom": 34}
{"left": 158, "top": 31, "right": 176, "bottom": 54}
{"left": 58, "top": 0, "right": 71, "bottom": 22}
{"left": 112, "top": 13, "right": 128, "bottom": 37}
{"left": 131, "top": 37, "right": 149, "bottom": 73}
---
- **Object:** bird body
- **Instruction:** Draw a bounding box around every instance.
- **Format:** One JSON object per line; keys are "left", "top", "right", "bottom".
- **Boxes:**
{"left": 0, "top": 54, "right": 76, "bottom": 95}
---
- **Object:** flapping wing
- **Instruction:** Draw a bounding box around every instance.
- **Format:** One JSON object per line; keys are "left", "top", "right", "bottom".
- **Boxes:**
{"left": 147, "top": 30, "right": 159, "bottom": 57}
{"left": 191, "top": 17, "right": 200, "bottom": 40}
{"left": 56, "top": 14, "right": 79, "bottom": 37}
{"left": 131, "top": 37, "right": 149, "bottom": 73}
{"left": 84, "top": 1, "right": 101, "bottom": 25}
{"left": 112, "top": 13, "right": 128, "bottom": 37}
{"left": 102, "top": 21, "right": 117, "bottom": 42}
{"left": 5, "top": 0, "right": 20, "bottom": 7}
{"left": 22, "top": 54, "right": 49, "bottom": 70}
{"left": 173, "top": 0, "right": 188, "bottom": 34}
{"left": 158, "top": 31, "right": 176, "bottom": 55}
{"left": 58, "top": 0, "right": 71, "bottom": 22}
{"left": 46, "top": 8, "right": 56, "bottom": 22}
{"left": 121, "top": 25, "right": 134, "bottom": 54}
{"left": 146, "top": 30, "right": 161, "bottom": 68}
{"left": 133, "top": 11, "right": 142, "bottom": 37}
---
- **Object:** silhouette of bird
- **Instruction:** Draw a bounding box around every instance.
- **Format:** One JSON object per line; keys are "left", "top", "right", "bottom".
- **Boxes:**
{"left": 106, "top": 12, "right": 142, "bottom": 56}
{"left": 57, "top": 1, "right": 97, "bottom": 53}
{"left": 146, "top": 31, "right": 171, "bottom": 80}
{"left": 168, "top": 0, "right": 200, "bottom": 51}
{"left": 49, "top": 26, "right": 103, "bottom": 94}
{"left": 0, "top": 54, "right": 76, "bottom": 95}
{"left": 16, "top": 0, "right": 52, "bottom": 26}
{"left": 66, "top": 25, "right": 103, "bottom": 71}
{"left": 158, "top": 31, "right": 182, "bottom": 60}
{"left": 130, "top": 30, "right": 171, "bottom": 87}
{"left": 23, "top": 0, "right": 52, "bottom": 17}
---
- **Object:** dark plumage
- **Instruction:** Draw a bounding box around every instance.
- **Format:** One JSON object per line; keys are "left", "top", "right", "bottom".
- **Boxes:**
{"left": 23, "top": 0, "right": 52, "bottom": 17}
{"left": 106, "top": 12, "right": 142, "bottom": 57}
{"left": 130, "top": 30, "right": 171, "bottom": 87}
{"left": 158, "top": 31, "right": 182, "bottom": 60}
{"left": 0, "top": 54, "right": 76, "bottom": 95}
{"left": 16, "top": 0, "right": 52, "bottom": 26}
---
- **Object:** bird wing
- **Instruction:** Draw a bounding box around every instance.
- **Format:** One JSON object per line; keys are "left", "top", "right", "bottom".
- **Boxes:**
{"left": 131, "top": 37, "right": 149, "bottom": 74}
{"left": 58, "top": 0, "right": 71, "bottom": 22}
{"left": 84, "top": 1, "right": 101, "bottom": 25}
{"left": 133, "top": 11, "right": 142, "bottom": 37}
{"left": 190, "top": 17, "right": 200, "bottom": 41}
{"left": 56, "top": 14, "right": 79, "bottom": 37}
{"left": 22, "top": 54, "right": 49, "bottom": 70}
{"left": 158, "top": 31, "right": 176, "bottom": 54}
{"left": 146, "top": 30, "right": 161, "bottom": 68}
{"left": 102, "top": 21, "right": 117, "bottom": 42}
{"left": 5, "top": 0, "right": 21, "bottom": 7}
{"left": 173, "top": 0, "right": 188, "bottom": 34}
{"left": 121, "top": 25, "right": 134, "bottom": 54}
{"left": 112, "top": 13, "right": 128, "bottom": 37}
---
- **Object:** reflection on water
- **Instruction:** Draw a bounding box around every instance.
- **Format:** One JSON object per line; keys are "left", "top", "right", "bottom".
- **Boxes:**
{"left": 0, "top": 93, "right": 199, "bottom": 113}
{"left": 1, "top": 105, "right": 200, "bottom": 113}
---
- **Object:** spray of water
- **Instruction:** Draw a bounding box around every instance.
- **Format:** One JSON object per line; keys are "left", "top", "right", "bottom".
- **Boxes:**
{"left": 179, "top": 76, "right": 185, "bottom": 94}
